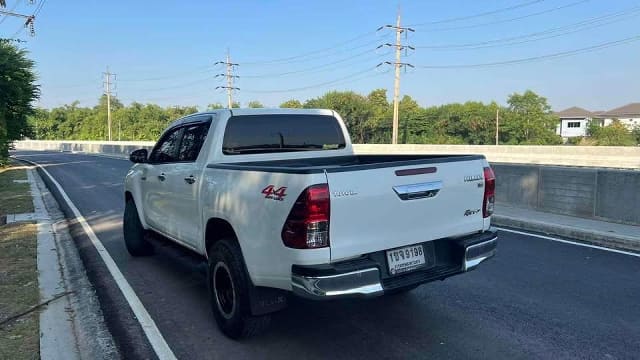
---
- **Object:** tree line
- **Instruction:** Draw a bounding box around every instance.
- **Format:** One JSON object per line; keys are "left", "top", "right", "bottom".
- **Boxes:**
{"left": 27, "top": 89, "right": 640, "bottom": 146}
{"left": 29, "top": 89, "right": 565, "bottom": 145}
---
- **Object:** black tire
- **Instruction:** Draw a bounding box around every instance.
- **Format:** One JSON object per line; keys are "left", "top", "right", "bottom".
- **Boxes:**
{"left": 208, "top": 239, "right": 270, "bottom": 339}
{"left": 123, "top": 200, "right": 153, "bottom": 256}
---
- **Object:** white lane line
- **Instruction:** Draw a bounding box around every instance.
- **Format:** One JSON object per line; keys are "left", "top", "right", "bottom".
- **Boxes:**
{"left": 20, "top": 158, "right": 177, "bottom": 360}
{"left": 496, "top": 227, "right": 640, "bottom": 258}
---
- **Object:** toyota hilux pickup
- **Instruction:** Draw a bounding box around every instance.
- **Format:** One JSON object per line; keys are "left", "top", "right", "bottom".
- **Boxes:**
{"left": 123, "top": 108, "right": 497, "bottom": 338}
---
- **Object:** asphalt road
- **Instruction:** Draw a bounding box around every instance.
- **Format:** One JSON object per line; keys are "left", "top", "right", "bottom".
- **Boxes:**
{"left": 13, "top": 151, "right": 640, "bottom": 360}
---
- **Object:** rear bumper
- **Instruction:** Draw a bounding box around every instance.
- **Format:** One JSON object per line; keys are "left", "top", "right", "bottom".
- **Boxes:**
{"left": 291, "top": 228, "right": 497, "bottom": 300}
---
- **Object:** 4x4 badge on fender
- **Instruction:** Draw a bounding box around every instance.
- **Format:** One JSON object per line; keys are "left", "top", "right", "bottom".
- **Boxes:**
{"left": 262, "top": 185, "right": 287, "bottom": 201}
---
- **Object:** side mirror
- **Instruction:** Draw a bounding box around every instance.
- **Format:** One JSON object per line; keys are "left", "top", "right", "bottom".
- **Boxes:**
{"left": 130, "top": 149, "right": 148, "bottom": 163}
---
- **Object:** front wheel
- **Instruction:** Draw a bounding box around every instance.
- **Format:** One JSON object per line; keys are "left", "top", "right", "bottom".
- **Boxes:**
{"left": 123, "top": 200, "right": 153, "bottom": 256}
{"left": 208, "top": 239, "right": 270, "bottom": 339}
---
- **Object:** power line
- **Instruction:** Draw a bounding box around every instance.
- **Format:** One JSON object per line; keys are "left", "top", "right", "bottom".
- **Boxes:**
{"left": 240, "top": 30, "right": 378, "bottom": 65}
{"left": 118, "top": 66, "right": 212, "bottom": 82}
{"left": 4, "top": 0, "right": 45, "bottom": 38}
{"left": 415, "top": 6, "right": 640, "bottom": 50}
{"left": 33, "top": 0, "right": 45, "bottom": 17}
{"left": 407, "top": 0, "right": 545, "bottom": 27}
{"left": 416, "top": 35, "right": 640, "bottom": 69}
{"left": 422, "top": 0, "right": 590, "bottom": 32}
{"left": 242, "top": 48, "right": 383, "bottom": 78}
{"left": 242, "top": 67, "right": 376, "bottom": 93}
{"left": 0, "top": 0, "right": 22, "bottom": 25}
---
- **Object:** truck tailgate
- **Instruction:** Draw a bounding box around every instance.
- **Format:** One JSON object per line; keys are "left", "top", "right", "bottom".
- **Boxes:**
{"left": 327, "top": 159, "right": 486, "bottom": 261}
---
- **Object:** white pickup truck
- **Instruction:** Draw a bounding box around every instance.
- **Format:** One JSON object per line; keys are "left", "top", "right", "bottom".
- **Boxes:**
{"left": 123, "top": 108, "right": 497, "bottom": 338}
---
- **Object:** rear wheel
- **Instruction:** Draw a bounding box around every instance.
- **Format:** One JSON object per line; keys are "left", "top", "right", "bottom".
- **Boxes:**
{"left": 123, "top": 200, "right": 153, "bottom": 256}
{"left": 208, "top": 239, "right": 270, "bottom": 339}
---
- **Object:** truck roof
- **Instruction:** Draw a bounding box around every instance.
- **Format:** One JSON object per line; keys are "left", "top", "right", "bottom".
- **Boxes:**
{"left": 200, "top": 108, "right": 335, "bottom": 117}
{"left": 165, "top": 108, "right": 338, "bottom": 134}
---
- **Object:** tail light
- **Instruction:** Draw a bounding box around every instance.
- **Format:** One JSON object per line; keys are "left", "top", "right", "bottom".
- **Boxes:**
{"left": 483, "top": 166, "right": 496, "bottom": 218}
{"left": 282, "top": 184, "right": 330, "bottom": 249}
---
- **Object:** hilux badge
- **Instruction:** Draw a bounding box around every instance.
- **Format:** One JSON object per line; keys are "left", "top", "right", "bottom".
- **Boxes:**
{"left": 333, "top": 190, "right": 357, "bottom": 197}
{"left": 464, "top": 174, "right": 483, "bottom": 182}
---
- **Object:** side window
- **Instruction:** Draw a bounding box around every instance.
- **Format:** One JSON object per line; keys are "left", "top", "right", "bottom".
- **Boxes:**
{"left": 149, "top": 128, "right": 183, "bottom": 164}
{"left": 177, "top": 123, "right": 211, "bottom": 162}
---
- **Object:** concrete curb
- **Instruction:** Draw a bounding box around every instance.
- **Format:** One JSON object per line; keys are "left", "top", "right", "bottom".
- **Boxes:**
{"left": 23, "top": 163, "right": 120, "bottom": 359}
{"left": 493, "top": 215, "right": 640, "bottom": 253}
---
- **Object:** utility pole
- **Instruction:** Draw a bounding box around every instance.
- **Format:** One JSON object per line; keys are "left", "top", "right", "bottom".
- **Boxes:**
{"left": 0, "top": 9, "right": 36, "bottom": 36}
{"left": 214, "top": 50, "right": 240, "bottom": 108}
{"left": 103, "top": 67, "right": 116, "bottom": 141}
{"left": 376, "top": 10, "right": 415, "bottom": 144}
{"left": 495, "top": 108, "right": 500, "bottom": 145}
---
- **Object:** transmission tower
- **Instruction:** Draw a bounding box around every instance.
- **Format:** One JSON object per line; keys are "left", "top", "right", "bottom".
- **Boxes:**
{"left": 214, "top": 50, "right": 239, "bottom": 108}
{"left": 376, "top": 9, "right": 415, "bottom": 144}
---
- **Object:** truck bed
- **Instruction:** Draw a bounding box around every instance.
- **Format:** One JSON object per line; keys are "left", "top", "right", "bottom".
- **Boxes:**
{"left": 207, "top": 154, "right": 485, "bottom": 174}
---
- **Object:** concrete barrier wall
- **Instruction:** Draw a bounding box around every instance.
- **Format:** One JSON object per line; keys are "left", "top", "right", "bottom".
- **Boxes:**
{"left": 354, "top": 144, "right": 640, "bottom": 169}
{"left": 14, "top": 141, "right": 640, "bottom": 169}
{"left": 14, "top": 140, "right": 156, "bottom": 158}
{"left": 494, "top": 164, "right": 640, "bottom": 225}
{"left": 13, "top": 140, "right": 640, "bottom": 225}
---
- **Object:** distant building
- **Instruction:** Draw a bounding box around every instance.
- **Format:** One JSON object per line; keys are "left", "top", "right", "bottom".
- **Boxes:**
{"left": 599, "top": 103, "right": 640, "bottom": 130}
{"left": 554, "top": 106, "right": 593, "bottom": 138}
{"left": 554, "top": 103, "right": 640, "bottom": 139}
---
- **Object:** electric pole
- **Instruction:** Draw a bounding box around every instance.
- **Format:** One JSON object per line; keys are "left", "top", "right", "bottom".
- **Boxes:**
{"left": 496, "top": 108, "right": 500, "bottom": 145}
{"left": 103, "top": 67, "right": 116, "bottom": 141}
{"left": 214, "top": 50, "right": 239, "bottom": 108}
{"left": 376, "top": 10, "right": 415, "bottom": 144}
{"left": 0, "top": 9, "right": 36, "bottom": 37}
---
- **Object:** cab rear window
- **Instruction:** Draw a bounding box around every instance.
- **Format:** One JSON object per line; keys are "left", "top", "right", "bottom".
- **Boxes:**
{"left": 222, "top": 114, "right": 346, "bottom": 155}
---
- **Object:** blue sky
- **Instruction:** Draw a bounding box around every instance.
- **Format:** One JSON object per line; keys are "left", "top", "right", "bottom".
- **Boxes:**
{"left": 3, "top": 0, "right": 639, "bottom": 111}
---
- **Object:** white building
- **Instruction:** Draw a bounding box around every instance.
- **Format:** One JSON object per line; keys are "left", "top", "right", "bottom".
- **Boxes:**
{"left": 600, "top": 103, "right": 640, "bottom": 130}
{"left": 554, "top": 106, "right": 593, "bottom": 138}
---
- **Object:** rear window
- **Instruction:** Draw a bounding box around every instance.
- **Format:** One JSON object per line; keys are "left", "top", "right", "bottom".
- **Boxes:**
{"left": 222, "top": 114, "right": 346, "bottom": 155}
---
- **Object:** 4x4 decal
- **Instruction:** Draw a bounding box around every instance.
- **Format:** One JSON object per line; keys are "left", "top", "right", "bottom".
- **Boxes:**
{"left": 262, "top": 185, "right": 287, "bottom": 201}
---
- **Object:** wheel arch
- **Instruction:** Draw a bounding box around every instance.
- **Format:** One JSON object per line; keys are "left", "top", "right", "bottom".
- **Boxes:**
{"left": 124, "top": 190, "right": 149, "bottom": 229}
{"left": 205, "top": 217, "right": 239, "bottom": 259}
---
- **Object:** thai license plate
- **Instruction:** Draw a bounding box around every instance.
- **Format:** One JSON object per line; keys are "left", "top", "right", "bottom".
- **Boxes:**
{"left": 386, "top": 244, "right": 426, "bottom": 275}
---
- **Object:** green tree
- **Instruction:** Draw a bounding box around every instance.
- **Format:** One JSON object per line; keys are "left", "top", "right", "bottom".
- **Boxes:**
{"left": 589, "top": 120, "right": 635, "bottom": 146}
{"left": 0, "top": 40, "right": 39, "bottom": 164}
{"left": 502, "top": 90, "right": 561, "bottom": 144}
{"left": 304, "top": 91, "right": 373, "bottom": 143}
{"left": 207, "top": 103, "right": 225, "bottom": 110}
{"left": 279, "top": 99, "right": 303, "bottom": 108}
{"left": 366, "top": 89, "right": 391, "bottom": 143}
{"left": 632, "top": 126, "right": 640, "bottom": 145}
{"left": 247, "top": 100, "right": 264, "bottom": 108}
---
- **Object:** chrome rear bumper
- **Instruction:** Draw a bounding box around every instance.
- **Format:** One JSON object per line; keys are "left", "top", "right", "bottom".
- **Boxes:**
{"left": 292, "top": 268, "right": 384, "bottom": 299}
{"left": 292, "top": 229, "right": 497, "bottom": 300}
{"left": 463, "top": 236, "right": 498, "bottom": 271}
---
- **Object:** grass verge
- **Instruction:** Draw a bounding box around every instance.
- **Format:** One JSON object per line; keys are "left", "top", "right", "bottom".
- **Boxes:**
{"left": 0, "top": 162, "right": 34, "bottom": 217}
{"left": 0, "top": 162, "right": 39, "bottom": 359}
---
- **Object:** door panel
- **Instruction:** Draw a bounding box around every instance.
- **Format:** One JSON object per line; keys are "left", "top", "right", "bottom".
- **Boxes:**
{"left": 144, "top": 127, "right": 183, "bottom": 235}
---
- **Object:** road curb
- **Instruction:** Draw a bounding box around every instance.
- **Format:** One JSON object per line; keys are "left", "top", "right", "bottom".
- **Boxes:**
{"left": 493, "top": 215, "right": 640, "bottom": 253}
{"left": 13, "top": 155, "right": 170, "bottom": 360}
{"left": 24, "top": 165, "right": 120, "bottom": 359}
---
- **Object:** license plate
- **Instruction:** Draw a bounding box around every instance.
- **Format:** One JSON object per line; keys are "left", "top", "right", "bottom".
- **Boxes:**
{"left": 386, "top": 244, "right": 426, "bottom": 275}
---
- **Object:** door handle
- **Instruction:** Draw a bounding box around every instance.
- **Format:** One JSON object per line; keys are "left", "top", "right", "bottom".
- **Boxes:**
{"left": 158, "top": 173, "right": 166, "bottom": 181}
{"left": 184, "top": 175, "right": 196, "bottom": 185}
